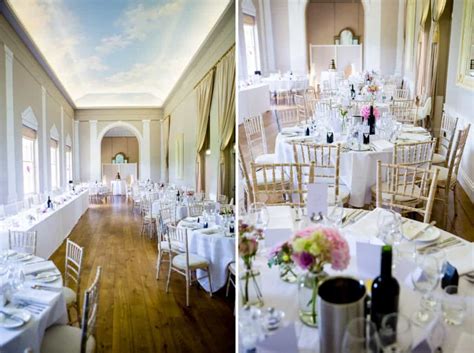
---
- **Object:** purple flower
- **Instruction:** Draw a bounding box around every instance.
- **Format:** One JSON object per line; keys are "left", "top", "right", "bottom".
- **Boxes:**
{"left": 293, "top": 251, "right": 314, "bottom": 270}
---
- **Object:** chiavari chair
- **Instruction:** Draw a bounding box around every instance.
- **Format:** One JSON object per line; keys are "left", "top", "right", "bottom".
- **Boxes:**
{"left": 238, "top": 145, "right": 253, "bottom": 210}
{"left": 243, "top": 114, "right": 276, "bottom": 163}
{"left": 390, "top": 100, "right": 417, "bottom": 124}
{"left": 432, "top": 112, "right": 458, "bottom": 167}
{"left": 393, "top": 88, "right": 409, "bottom": 100}
{"left": 63, "top": 239, "right": 84, "bottom": 325}
{"left": 156, "top": 223, "right": 184, "bottom": 280}
{"left": 165, "top": 226, "right": 212, "bottom": 306}
{"left": 291, "top": 142, "right": 350, "bottom": 204}
{"left": 8, "top": 230, "right": 37, "bottom": 255}
{"left": 187, "top": 203, "right": 204, "bottom": 217}
{"left": 276, "top": 107, "right": 300, "bottom": 131}
{"left": 376, "top": 161, "right": 439, "bottom": 223}
{"left": 140, "top": 198, "right": 157, "bottom": 239}
{"left": 305, "top": 87, "right": 317, "bottom": 100}
{"left": 294, "top": 94, "right": 309, "bottom": 123}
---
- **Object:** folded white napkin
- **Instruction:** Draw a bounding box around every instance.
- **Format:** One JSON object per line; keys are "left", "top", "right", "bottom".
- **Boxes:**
{"left": 199, "top": 227, "right": 221, "bottom": 236}
{"left": 454, "top": 332, "right": 474, "bottom": 353}
{"left": 444, "top": 242, "right": 474, "bottom": 275}
{"left": 22, "top": 261, "right": 57, "bottom": 275}
{"left": 371, "top": 139, "right": 394, "bottom": 152}
{"left": 281, "top": 127, "right": 303, "bottom": 134}
{"left": 401, "top": 125, "right": 426, "bottom": 133}
{"left": 344, "top": 208, "right": 387, "bottom": 239}
{"left": 397, "top": 133, "right": 430, "bottom": 142}
{"left": 402, "top": 221, "right": 429, "bottom": 240}
{"left": 13, "top": 288, "right": 58, "bottom": 305}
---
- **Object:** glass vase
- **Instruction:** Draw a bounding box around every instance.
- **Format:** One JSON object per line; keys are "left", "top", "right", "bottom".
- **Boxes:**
{"left": 298, "top": 270, "right": 327, "bottom": 327}
{"left": 279, "top": 263, "right": 298, "bottom": 283}
{"left": 240, "top": 269, "right": 264, "bottom": 307}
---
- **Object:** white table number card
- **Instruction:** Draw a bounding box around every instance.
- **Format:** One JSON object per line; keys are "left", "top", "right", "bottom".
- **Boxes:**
{"left": 356, "top": 241, "right": 383, "bottom": 279}
{"left": 306, "top": 183, "right": 328, "bottom": 219}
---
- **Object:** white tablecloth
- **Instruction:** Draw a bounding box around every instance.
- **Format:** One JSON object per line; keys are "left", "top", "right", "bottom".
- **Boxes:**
{"left": 248, "top": 206, "right": 473, "bottom": 353}
{"left": 0, "top": 257, "right": 68, "bottom": 352}
{"left": 111, "top": 180, "right": 127, "bottom": 195}
{"left": 152, "top": 201, "right": 188, "bottom": 220}
{"left": 262, "top": 77, "right": 309, "bottom": 92}
{"left": 238, "top": 83, "right": 271, "bottom": 123}
{"left": 320, "top": 71, "right": 338, "bottom": 89}
{"left": 177, "top": 222, "right": 235, "bottom": 293}
{"left": 0, "top": 190, "right": 89, "bottom": 258}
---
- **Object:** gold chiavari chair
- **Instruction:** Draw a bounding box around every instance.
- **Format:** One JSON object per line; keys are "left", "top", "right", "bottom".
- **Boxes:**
{"left": 432, "top": 125, "right": 470, "bottom": 228}
{"left": 63, "top": 239, "right": 84, "bottom": 325}
{"left": 305, "top": 87, "right": 317, "bottom": 100}
{"left": 390, "top": 100, "right": 417, "bottom": 124}
{"left": 249, "top": 162, "right": 315, "bottom": 207}
{"left": 187, "top": 203, "right": 204, "bottom": 217}
{"left": 432, "top": 112, "right": 458, "bottom": 167}
{"left": 291, "top": 142, "right": 350, "bottom": 204}
{"left": 238, "top": 145, "right": 253, "bottom": 210}
{"left": 393, "top": 88, "right": 409, "bottom": 100}
{"left": 243, "top": 114, "right": 276, "bottom": 163}
{"left": 140, "top": 198, "right": 157, "bottom": 239}
{"left": 294, "top": 94, "right": 309, "bottom": 123}
{"left": 8, "top": 230, "right": 37, "bottom": 255}
{"left": 376, "top": 161, "right": 439, "bottom": 223}
{"left": 276, "top": 107, "right": 300, "bottom": 131}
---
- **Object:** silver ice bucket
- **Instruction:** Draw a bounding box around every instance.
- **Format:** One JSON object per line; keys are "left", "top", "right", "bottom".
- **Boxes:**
{"left": 317, "top": 276, "right": 367, "bottom": 353}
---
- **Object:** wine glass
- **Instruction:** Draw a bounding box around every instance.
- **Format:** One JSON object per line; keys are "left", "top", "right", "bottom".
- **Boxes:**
{"left": 410, "top": 254, "right": 440, "bottom": 326}
{"left": 342, "top": 317, "right": 380, "bottom": 353}
{"left": 379, "top": 313, "right": 412, "bottom": 353}
{"left": 247, "top": 203, "right": 269, "bottom": 231}
{"left": 327, "top": 200, "right": 344, "bottom": 227}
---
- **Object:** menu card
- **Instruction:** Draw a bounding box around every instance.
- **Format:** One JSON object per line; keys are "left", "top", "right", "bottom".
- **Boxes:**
{"left": 306, "top": 184, "right": 328, "bottom": 220}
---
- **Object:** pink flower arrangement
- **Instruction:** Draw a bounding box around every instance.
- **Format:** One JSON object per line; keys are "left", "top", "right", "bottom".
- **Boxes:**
{"left": 360, "top": 105, "right": 380, "bottom": 120}
{"left": 290, "top": 226, "right": 350, "bottom": 273}
{"left": 366, "top": 84, "right": 379, "bottom": 94}
{"left": 239, "top": 220, "right": 263, "bottom": 270}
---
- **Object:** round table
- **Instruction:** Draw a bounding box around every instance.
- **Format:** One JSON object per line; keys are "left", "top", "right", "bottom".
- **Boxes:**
{"left": 244, "top": 206, "right": 474, "bottom": 353}
{"left": 111, "top": 180, "right": 127, "bottom": 195}
{"left": 262, "top": 77, "right": 309, "bottom": 92}
{"left": 274, "top": 125, "right": 431, "bottom": 207}
{"left": 177, "top": 219, "right": 235, "bottom": 293}
{"left": 0, "top": 255, "right": 67, "bottom": 352}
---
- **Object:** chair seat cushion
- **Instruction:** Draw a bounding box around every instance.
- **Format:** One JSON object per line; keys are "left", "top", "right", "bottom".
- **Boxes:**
{"left": 370, "top": 182, "right": 420, "bottom": 202}
{"left": 160, "top": 240, "right": 184, "bottom": 252}
{"left": 432, "top": 166, "right": 452, "bottom": 188}
{"left": 62, "top": 286, "right": 77, "bottom": 306}
{"left": 41, "top": 324, "right": 96, "bottom": 353}
{"left": 432, "top": 153, "right": 446, "bottom": 165}
{"left": 172, "top": 253, "right": 209, "bottom": 269}
{"left": 255, "top": 153, "right": 277, "bottom": 164}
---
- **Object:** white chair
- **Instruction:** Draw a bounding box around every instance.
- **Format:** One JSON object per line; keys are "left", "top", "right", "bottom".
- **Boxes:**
{"left": 156, "top": 223, "right": 184, "bottom": 280}
{"left": 394, "top": 88, "right": 409, "bottom": 100}
{"left": 187, "top": 203, "right": 203, "bottom": 218}
{"left": 433, "top": 113, "right": 458, "bottom": 167}
{"left": 217, "top": 195, "right": 229, "bottom": 204}
{"left": 294, "top": 94, "right": 309, "bottom": 123}
{"left": 165, "top": 226, "right": 212, "bottom": 306}
{"left": 41, "top": 266, "right": 101, "bottom": 353}
{"left": 62, "top": 239, "right": 84, "bottom": 325}
{"left": 276, "top": 108, "right": 299, "bottom": 131}
{"left": 225, "top": 262, "right": 235, "bottom": 297}
{"left": 243, "top": 115, "right": 276, "bottom": 164}
{"left": 390, "top": 100, "right": 416, "bottom": 124}
{"left": 8, "top": 230, "right": 37, "bottom": 255}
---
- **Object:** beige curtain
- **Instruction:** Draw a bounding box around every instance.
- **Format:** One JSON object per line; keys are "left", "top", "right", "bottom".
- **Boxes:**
{"left": 215, "top": 47, "right": 236, "bottom": 199}
{"left": 195, "top": 69, "right": 215, "bottom": 192}
{"left": 415, "top": 0, "right": 431, "bottom": 99}
{"left": 162, "top": 115, "right": 170, "bottom": 182}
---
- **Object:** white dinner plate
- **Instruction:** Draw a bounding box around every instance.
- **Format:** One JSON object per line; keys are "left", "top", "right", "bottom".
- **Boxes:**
{"left": 31, "top": 270, "right": 61, "bottom": 283}
{"left": 403, "top": 223, "right": 441, "bottom": 243}
{"left": 348, "top": 143, "right": 371, "bottom": 151}
{"left": 0, "top": 308, "right": 31, "bottom": 329}
{"left": 281, "top": 132, "right": 299, "bottom": 138}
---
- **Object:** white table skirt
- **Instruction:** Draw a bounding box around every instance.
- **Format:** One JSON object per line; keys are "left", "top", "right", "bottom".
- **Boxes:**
{"left": 111, "top": 180, "right": 127, "bottom": 195}
{"left": 262, "top": 77, "right": 309, "bottom": 92}
{"left": 0, "top": 257, "right": 68, "bottom": 352}
{"left": 238, "top": 83, "right": 271, "bottom": 123}
{"left": 248, "top": 206, "right": 473, "bottom": 353}
{"left": 0, "top": 190, "right": 89, "bottom": 258}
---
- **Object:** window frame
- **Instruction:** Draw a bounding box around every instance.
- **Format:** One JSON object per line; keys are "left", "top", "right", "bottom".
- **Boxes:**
{"left": 22, "top": 126, "right": 38, "bottom": 195}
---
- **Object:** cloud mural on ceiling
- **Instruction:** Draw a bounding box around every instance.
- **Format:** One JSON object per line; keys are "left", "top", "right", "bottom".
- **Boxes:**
{"left": 10, "top": 0, "right": 229, "bottom": 107}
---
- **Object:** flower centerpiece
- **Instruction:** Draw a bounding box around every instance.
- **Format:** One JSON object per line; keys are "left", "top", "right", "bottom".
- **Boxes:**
{"left": 339, "top": 106, "right": 349, "bottom": 134}
{"left": 360, "top": 105, "right": 380, "bottom": 121}
{"left": 239, "top": 221, "right": 264, "bottom": 306}
{"left": 268, "top": 241, "right": 297, "bottom": 283}
{"left": 291, "top": 226, "right": 350, "bottom": 327}
{"left": 366, "top": 84, "right": 379, "bottom": 95}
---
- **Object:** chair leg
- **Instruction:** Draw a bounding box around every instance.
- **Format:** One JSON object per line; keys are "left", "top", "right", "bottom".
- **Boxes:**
{"left": 186, "top": 270, "right": 190, "bottom": 307}
{"left": 453, "top": 185, "right": 458, "bottom": 219}
{"left": 156, "top": 250, "right": 162, "bottom": 279}
{"left": 207, "top": 266, "right": 213, "bottom": 297}
{"left": 443, "top": 190, "right": 449, "bottom": 229}
{"left": 166, "top": 259, "right": 172, "bottom": 293}
{"left": 225, "top": 271, "right": 230, "bottom": 297}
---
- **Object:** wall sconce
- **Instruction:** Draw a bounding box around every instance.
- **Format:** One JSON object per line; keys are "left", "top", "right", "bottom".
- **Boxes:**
{"left": 205, "top": 149, "right": 211, "bottom": 156}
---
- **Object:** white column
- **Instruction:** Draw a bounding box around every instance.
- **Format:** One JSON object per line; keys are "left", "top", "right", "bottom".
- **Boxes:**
{"left": 141, "top": 120, "right": 151, "bottom": 181}
{"left": 160, "top": 119, "right": 165, "bottom": 181}
{"left": 60, "top": 107, "right": 65, "bottom": 187}
{"left": 4, "top": 45, "right": 17, "bottom": 203}
{"left": 89, "top": 120, "right": 99, "bottom": 182}
{"left": 41, "top": 86, "right": 49, "bottom": 193}
{"left": 73, "top": 120, "right": 80, "bottom": 181}
{"left": 238, "top": 0, "right": 248, "bottom": 80}
{"left": 257, "top": 0, "right": 276, "bottom": 74}
{"left": 362, "top": 0, "right": 382, "bottom": 72}
{"left": 394, "top": 0, "right": 405, "bottom": 75}
{"left": 287, "top": 0, "right": 309, "bottom": 75}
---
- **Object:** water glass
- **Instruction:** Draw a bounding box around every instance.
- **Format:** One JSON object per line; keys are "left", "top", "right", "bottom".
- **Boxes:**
{"left": 327, "top": 201, "right": 344, "bottom": 227}
{"left": 441, "top": 285, "right": 466, "bottom": 326}
{"left": 342, "top": 317, "right": 380, "bottom": 353}
{"left": 379, "top": 313, "right": 412, "bottom": 353}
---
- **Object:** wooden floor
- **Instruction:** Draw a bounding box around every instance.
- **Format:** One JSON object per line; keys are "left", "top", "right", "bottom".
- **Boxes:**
{"left": 51, "top": 197, "right": 235, "bottom": 353}
{"left": 239, "top": 109, "right": 474, "bottom": 242}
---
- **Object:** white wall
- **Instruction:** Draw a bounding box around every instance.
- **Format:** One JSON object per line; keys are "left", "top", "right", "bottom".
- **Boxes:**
{"left": 445, "top": 0, "right": 474, "bottom": 202}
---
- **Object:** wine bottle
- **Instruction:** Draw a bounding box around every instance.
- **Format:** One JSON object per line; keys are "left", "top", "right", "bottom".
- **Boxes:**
{"left": 350, "top": 84, "right": 356, "bottom": 100}
{"left": 370, "top": 245, "right": 400, "bottom": 331}
{"left": 368, "top": 105, "right": 376, "bottom": 135}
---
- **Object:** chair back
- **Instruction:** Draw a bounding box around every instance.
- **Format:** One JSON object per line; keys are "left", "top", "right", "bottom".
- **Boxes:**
{"left": 160, "top": 207, "right": 176, "bottom": 227}
{"left": 8, "top": 230, "right": 37, "bottom": 255}
{"left": 243, "top": 115, "right": 268, "bottom": 161}
{"left": 238, "top": 146, "right": 253, "bottom": 208}
{"left": 437, "top": 112, "right": 458, "bottom": 164}
{"left": 383, "top": 84, "right": 396, "bottom": 98}
{"left": 393, "top": 139, "right": 436, "bottom": 169}
{"left": 80, "top": 266, "right": 102, "bottom": 353}
{"left": 277, "top": 108, "right": 299, "bottom": 130}
{"left": 250, "top": 162, "right": 316, "bottom": 207}
{"left": 64, "top": 239, "right": 84, "bottom": 294}
{"left": 291, "top": 142, "right": 342, "bottom": 203}
{"left": 294, "top": 94, "right": 308, "bottom": 123}
{"left": 394, "top": 88, "right": 409, "bottom": 100}
{"left": 305, "top": 87, "right": 316, "bottom": 100}
{"left": 390, "top": 100, "right": 416, "bottom": 124}
{"left": 445, "top": 125, "right": 471, "bottom": 188}
{"left": 376, "top": 161, "right": 439, "bottom": 223}
{"left": 188, "top": 203, "right": 203, "bottom": 217}
{"left": 167, "top": 225, "right": 188, "bottom": 258}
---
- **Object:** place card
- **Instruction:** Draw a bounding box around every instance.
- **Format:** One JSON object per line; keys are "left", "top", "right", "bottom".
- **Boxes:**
{"left": 356, "top": 241, "right": 382, "bottom": 279}
{"left": 306, "top": 184, "right": 328, "bottom": 220}
{"left": 264, "top": 228, "right": 292, "bottom": 249}
{"left": 256, "top": 323, "right": 298, "bottom": 353}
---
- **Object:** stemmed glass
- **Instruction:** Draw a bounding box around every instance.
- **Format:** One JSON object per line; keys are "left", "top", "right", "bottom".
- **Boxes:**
{"left": 379, "top": 313, "right": 413, "bottom": 353}
{"left": 247, "top": 203, "right": 269, "bottom": 231}
{"left": 342, "top": 318, "right": 380, "bottom": 353}
{"left": 410, "top": 253, "right": 440, "bottom": 326}
{"left": 327, "top": 200, "right": 344, "bottom": 227}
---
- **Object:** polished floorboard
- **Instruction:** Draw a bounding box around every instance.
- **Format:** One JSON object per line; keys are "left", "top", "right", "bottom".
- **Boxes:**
{"left": 51, "top": 198, "right": 235, "bottom": 353}
{"left": 239, "top": 108, "right": 474, "bottom": 242}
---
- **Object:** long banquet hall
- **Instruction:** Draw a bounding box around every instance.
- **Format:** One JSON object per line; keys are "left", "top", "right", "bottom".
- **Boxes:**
{"left": 0, "top": 0, "right": 236, "bottom": 352}
{"left": 237, "top": 0, "right": 474, "bottom": 352}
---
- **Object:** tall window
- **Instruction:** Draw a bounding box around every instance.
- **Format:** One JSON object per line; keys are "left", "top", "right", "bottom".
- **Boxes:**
{"left": 65, "top": 145, "right": 72, "bottom": 182}
{"left": 50, "top": 138, "right": 59, "bottom": 190}
{"left": 243, "top": 14, "right": 260, "bottom": 75}
{"left": 22, "top": 126, "right": 38, "bottom": 195}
